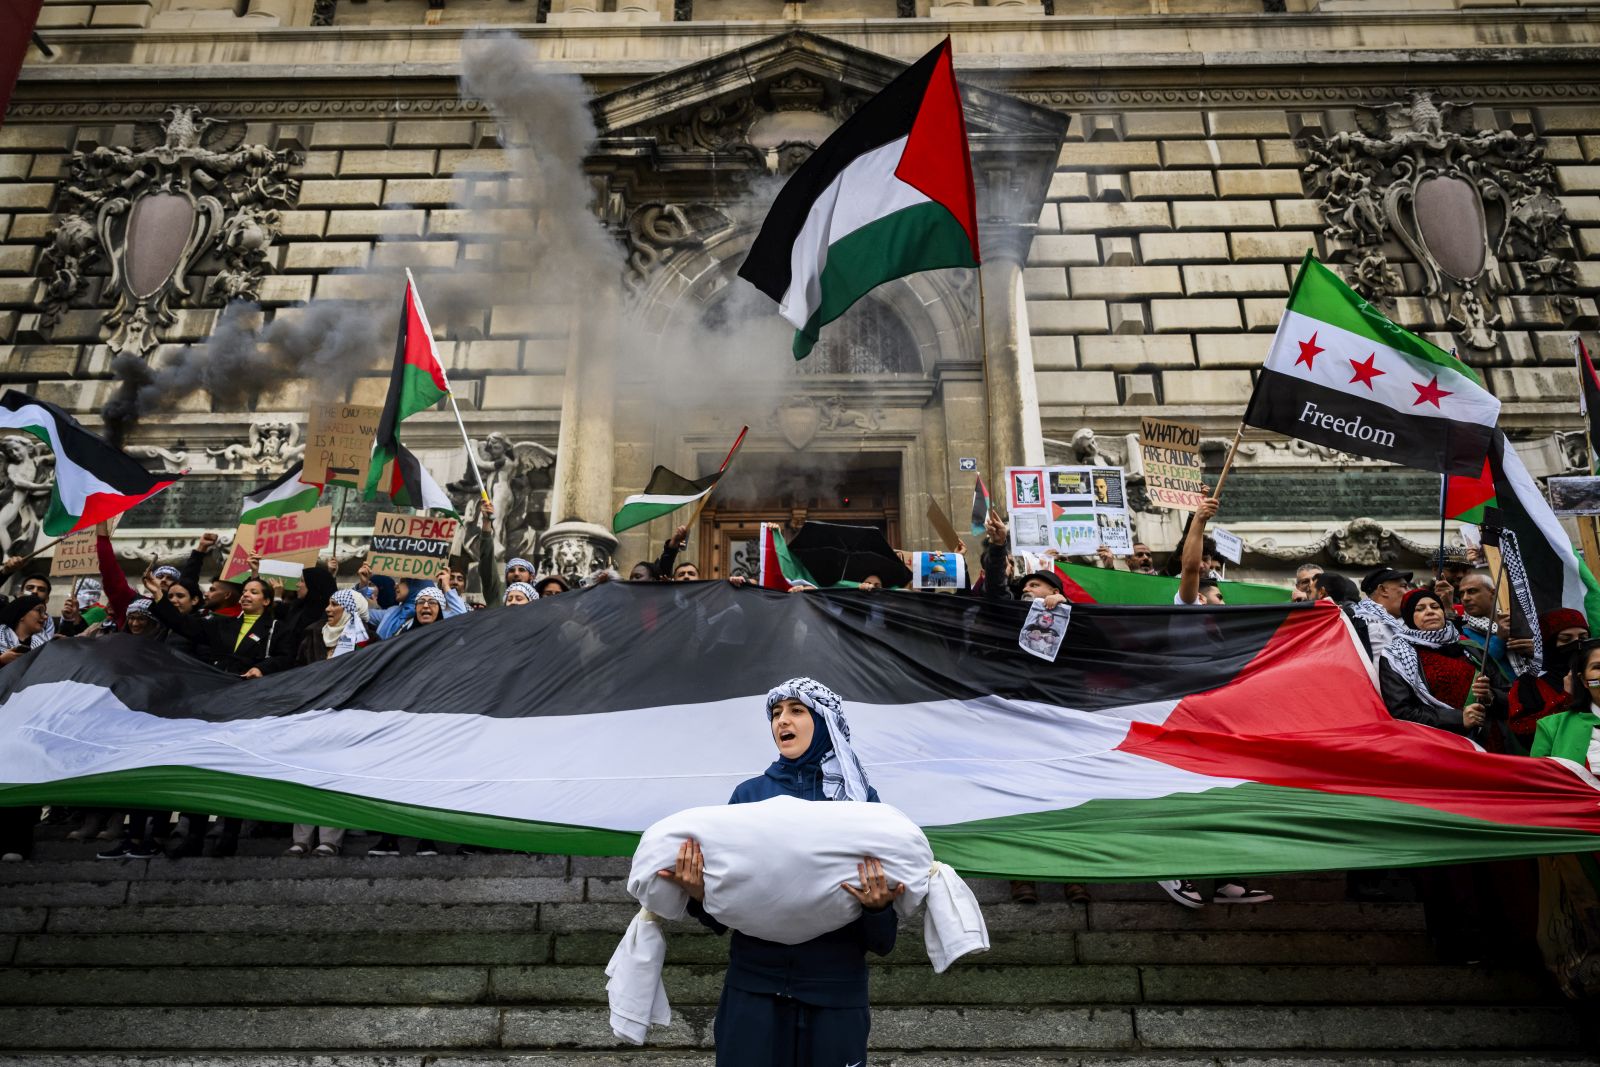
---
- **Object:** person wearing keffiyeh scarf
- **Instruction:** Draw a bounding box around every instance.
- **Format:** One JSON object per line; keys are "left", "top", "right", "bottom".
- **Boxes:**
{"left": 504, "top": 581, "right": 539, "bottom": 606}
{"left": 1504, "top": 608, "right": 1592, "bottom": 754}
{"left": 1379, "top": 588, "right": 1505, "bottom": 736}
{"left": 661, "top": 676, "right": 897, "bottom": 1067}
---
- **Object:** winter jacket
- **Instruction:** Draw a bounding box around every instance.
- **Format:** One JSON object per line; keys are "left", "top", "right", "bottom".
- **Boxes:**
{"left": 1378, "top": 642, "right": 1507, "bottom": 736}
{"left": 149, "top": 596, "right": 293, "bottom": 675}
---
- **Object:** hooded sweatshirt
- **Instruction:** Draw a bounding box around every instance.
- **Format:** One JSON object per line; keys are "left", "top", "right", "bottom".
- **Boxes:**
{"left": 688, "top": 702, "right": 895, "bottom": 1008}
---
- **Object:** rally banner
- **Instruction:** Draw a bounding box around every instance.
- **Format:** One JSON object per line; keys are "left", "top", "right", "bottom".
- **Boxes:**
{"left": 3, "top": 586, "right": 1600, "bottom": 880}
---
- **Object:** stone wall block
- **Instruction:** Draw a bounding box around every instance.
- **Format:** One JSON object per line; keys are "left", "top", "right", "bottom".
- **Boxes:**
{"left": 8, "top": 215, "right": 54, "bottom": 241}
{"left": 1069, "top": 265, "right": 1184, "bottom": 300}
{"left": 276, "top": 211, "right": 327, "bottom": 239}
{"left": 1196, "top": 333, "right": 1272, "bottom": 367}
{"left": 1037, "top": 204, "right": 1062, "bottom": 233}
{"left": 1129, "top": 170, "right": 1216, "bottom": 200}
{"left": 339, "top": 150, "right": 437, "bottom": 177}
{"left": 1059, "top": 143, "right": 1161, "bottom": 170}
{"left": 313, "top": 273, "right": 393, "bottom": 302}
{"left": 522, "top": 337, "right": 570, "bottom": 372}
{"left": 1582, "top": 137, "right": 1600, "bottom": 162}
{"left": 1557, "top": 166, "right": 1600, "bottom": 194}
{"left": 1099, "top": 237, "right": 1135, "bottom": 267}
{"left": 1120, "top": 373, "right": 1158, "bottom": 406}
{"left": 1140, "top": 232, "right": 1229, "bottom": 264}
{"left": 283, "top": 242, "right": 372, "bottom": 272}
{"left": 393, "top": 121, "right": 480, "bottom": 149}
{"left": 0, "top": 185, "right": 54, "bottom": 211}
{"left": 1022, "top": 267, "right": 1070, "bottom": 300}
{"left": 1544, "top": 137, "right": 1586, "bottom": 163}
{"left": 0, "top": 246, "right": 36, "bottom": 274}
{"left": 34, "top": 379, "right": 106, "bottom": 413}
{"left": 89, "top": 4, "right": 153, "bottom": 28}
{"left": 1499, "top": 295, "right": 1568, "bottom": 327}
{"left": 0, "top": 278, "right": 41, "bottom": 307}
{"left": 372, "top": 241, "right": 459, "bottom": 270}
{"left": 255, "top": 380, "right": 311, "bottom": 412}
{"left": 1108, "top": 303, "right": 1146, "bottom": 335}
{"left": 1493, "top": 366, "right": 1577, "bottom": 401}
{"left": 1171, "top": 201, "right": 1275, "bottom": 231}
{"left": 4, "top": 345, "right": 78, "bottom": 377}
{"left": 0, "top": 157, "right": 30, "bottom": 180}
{"left": 1149, "top": 298, "right": 1241, "bottom": 333}
{"left": 1028, "top": 234, "right": 1100, "bottom": 267}
{"left": 1160, "top": 140, "right": 1261, "bottom": 168}
{"left": 1569, "top": 197, "right": 1600, "bottom": 225}
{"left": 1031, "top": 335, "right": 1076, "bottom": 370}
{"left": 426, "top": 209, "right": 526, "bottom": 237}
{"left": 1230, "top": 231, "right": 1317, "bottom": 262}
{"left": 479, "top": 374, "right": 564, "bottom": 410}
{"left": 439, "top": 149, "right": 513, "bottom": 175}
{"left": 1205, "top": 110, "right": 1291, "bottom": 137}
{"left": 1059, "top": 202, "right": 1172, "bottom": 234}
{"left": 1028, "top": 299, "right": 1110, "bottom": 335}
{"left": 1274, "top": 199, "right": 1325, "bottom": 227}
{"left": 256, "top": 275, "right": 314, "bottom": 305}
{"left": 1538, "top": 107, "right": 1600, "bottom": 133}
{"left": 1122, "top": 112, "right": 1207, "bottom": 139}
{"left": 1036, "top": 370, "right": 1119, "bottom": 406}
{"left": 324, "top": 210, "right": 425, "bottom": 238}
{"left": 0, "top": 126, "right": 73, "bottom": 152}
{"left": 1078, "top": 334, "right": 1195, "bottom": 370}
{"left": 1047, "top": 172, "right": 1090, "bottom": 201}
{"left": 1182, "top": 263, "right": 1290, "bottom": 296}
{"left": 295, "top": 180, "right": 383, "bottom": 209}
{"left": 36, "top": 5, "right": 92, "bottom": 26}
{"left": 1092, "top": 174, "right": 1131, "bottom": 202}
{"left": 1216, "top": 170, "right": 1306, "bottom": 199}
{"left": 1243, "top": 297, "right": 1286, "bottom": 331}
{"left": 1259, "top": 140, "right": 1306, "bottom": 167}
{"left": 1161, "top": 369, "right": 1254, "bottom": 404}
{"left": 455, "top": 340, "right": 522, "bottom": 372}
{"left": 308, "top": 122, "right": 392, "bottom": 150}
{"left": 489, "top": 304, "right": 570, "bottom": 339}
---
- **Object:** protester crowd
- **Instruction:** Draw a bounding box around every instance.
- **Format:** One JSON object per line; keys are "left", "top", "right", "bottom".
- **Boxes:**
{"left": 0, "top": 493, "right": 1593, "bottom": 967}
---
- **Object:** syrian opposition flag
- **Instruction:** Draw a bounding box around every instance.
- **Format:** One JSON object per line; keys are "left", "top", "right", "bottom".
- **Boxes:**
{"left": 5, "top": 589, "right": 1600, "bottom": 877}
{"left": 1577, "top": 337, "right": 1600, "bottom": 472}
{"left": 1053, "top": 561, "right": 1291, "bottom": 606}
{"left": 738, "top": 38, "right": 979, "bottom": 359}
{"left": 1448, "top": 430, "right": 1600, "bottom": 631}
{"left": 1246, "top": 254, "right": 1500, "bottom": 476}
{"left": 239, "top": 463, "right": 323, "bottom": 525}
{"left": 0, "top": 390, "right": 178, "bottom": 535}
{"left": 363, "top": 273, "right": 457, "bottom": 516}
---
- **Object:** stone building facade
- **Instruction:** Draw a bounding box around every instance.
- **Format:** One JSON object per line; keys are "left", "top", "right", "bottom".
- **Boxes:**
{"left": 3, "top": 0, "right": 1598, "bottom": 588}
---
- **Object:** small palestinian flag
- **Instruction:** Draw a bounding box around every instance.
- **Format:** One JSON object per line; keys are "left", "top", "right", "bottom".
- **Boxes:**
{"left": 364, "top": 272, "right": 455, "bottom": 515}
{"left": 969, "top": 474, "right": 990, "bottom": 537}
{"left": 1447, "top": 430, "right": 1600, "bottom": 631}
{"left": 1246, "top": 254, "right": 1500, "bottom": 476}
{"left": 1577, "top": 337, "right": 1600, "bottom": 472}
{"left": 1052, "top": 561, "right": 1291, "bottom": 607}
{"left": 756, "top": 523, "right": 819, "bottom": 590}
{"left": 0, "top": 390, "right": 178, "bottom": 535}
{"left": 614, "top": 468, "right": 721, "bottom": 534}
{"left": 239, "top": 463, "right": 323, "bottom": 525}
{"left": 739, "top": 38, "right": 979, "bottom": 359}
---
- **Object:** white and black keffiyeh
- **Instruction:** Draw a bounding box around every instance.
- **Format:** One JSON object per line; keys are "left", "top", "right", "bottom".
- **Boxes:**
{"left": 765, "top": 676, "right": 872, "bottom": 803}
{"left": 126, "top": 598, "right": 154, "bottom": 619}
{"left": 1381, "top": 614, "right": 1463, "bottom": 713}
{"left": 323, "top": 589, "right": 370, "bottom": 658}
{"left": 1492, "top": 528, "right": 1545, "bottom": 676}
{"left": 505, "top": 581, "right": 539, "bottom": 605}
{"left": 0, "top": 626, "right": 47, "bottom": 653}
{"left": 1350, "top": 598, "right": 1394, "bottom": 633}
{"left": 506, "top": 557, "right": 535, "bottom": 577}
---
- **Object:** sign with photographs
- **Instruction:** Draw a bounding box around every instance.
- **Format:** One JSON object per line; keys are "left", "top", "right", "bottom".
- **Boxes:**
{"left": 1005, "top": 465, "right": 1133, "bottom": 557}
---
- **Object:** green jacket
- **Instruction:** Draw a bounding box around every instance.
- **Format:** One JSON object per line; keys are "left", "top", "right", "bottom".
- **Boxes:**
{"left": 1530, "top": 709, "right": 1600, "bottom": 763}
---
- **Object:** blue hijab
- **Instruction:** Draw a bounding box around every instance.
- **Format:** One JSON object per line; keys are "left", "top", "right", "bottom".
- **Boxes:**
{"left": 376, "top": 578, "right": 434, "bottom": 641}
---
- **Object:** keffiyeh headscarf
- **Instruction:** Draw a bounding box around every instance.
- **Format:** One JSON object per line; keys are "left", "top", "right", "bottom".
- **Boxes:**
{"left": 414, "top": 586, "right": 447, "bottom": 610}
{"left": 765, "top": 677, "right": 872, "bottom": 802}
{"left": 126, "top": 598, "right": 154, "bottom": 619}
{"left": 153, "top": 565, "right": 181, "bottom": 582}
{"left": 505, "top": 581, "right": 538, "bottom": 605}
{"left": 1381, "top": 589, "right": 1463, "bottom": 713}
{"left": 323, "top": 589, "right": 370, "bottom": 657}
{"left": 506, "top": 557, "right": 535, "bottom": 577}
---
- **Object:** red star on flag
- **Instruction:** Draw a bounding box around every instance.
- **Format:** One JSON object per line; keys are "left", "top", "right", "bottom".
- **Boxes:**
{"left": 1295, "top": 332, "right": 1324, "bottom": 370}
{"left": 1412, "top": 375, "right": 1453, "bottom": 408}
{"left": 1347, "top": 352, "right": 1385, "bottom": 390}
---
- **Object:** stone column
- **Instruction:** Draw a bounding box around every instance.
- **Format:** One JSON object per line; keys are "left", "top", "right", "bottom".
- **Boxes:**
{"left": 976, "top": 152, "right": 1042, "bottom": 477}
{"left": 539, "top": 288, "right": 620, "bottom": 584}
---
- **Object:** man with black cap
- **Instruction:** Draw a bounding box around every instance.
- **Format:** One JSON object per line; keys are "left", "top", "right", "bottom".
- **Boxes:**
{"left": 1355, "top": 567, "right": 1411, "bottom": 660}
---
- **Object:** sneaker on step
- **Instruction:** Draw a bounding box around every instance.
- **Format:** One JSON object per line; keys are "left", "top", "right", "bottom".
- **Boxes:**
{"left": 95, "top": 841, "right": 136, "bottom": 860}
{"left": 125, "top": 841, "right": 161, "bottom": 860}
{"left": 415, "top": 840, "right": 440, "bottom": 857}
{"left": 367, "top": 838, "right": 399, "bottom": 857}
{"left": 1157, "top": 879, "right": 1204, "bottom": 908}
{"left": 1, "top": 853, "right": 22, "bottom": 862}
{"left": 1213, "top": 882, "right": 1273, "bottom": 904}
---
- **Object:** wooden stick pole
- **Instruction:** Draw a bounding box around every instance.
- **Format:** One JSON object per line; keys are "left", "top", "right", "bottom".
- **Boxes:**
{"left": 1210, "top": 424, "right": 1247, "bottom": 499}
{"left": 977, "top": 267, "right": 994, "bottom": 491}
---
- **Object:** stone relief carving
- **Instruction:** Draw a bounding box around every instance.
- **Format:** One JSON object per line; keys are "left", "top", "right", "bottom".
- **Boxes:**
{"left": 620, "top": 202, "right": 737, "bottom": 294}
{"left": 0, "top": 437, "right": 55, "bottom": 556}
{"left": 1300, "top": 91, "right": 1576, "bottom": 349}
{"left": 537, "top": 527, "right": 615, "bottom": 586}
{"left": 446, "top": 432, "right": 557, "bottom": 567}
{"left": 124, "top": 444, "right": 190, "bottom": 473}
{"left": 35, "top": 106, "right": 302, "bottom": 357}
{"left": 204, "top": 420, "right": 303, "bottom": 475}
{"left": 770, "top": 396, "right": 885, "bottom": 450}
{"left": 310, "top": 0, "right": 335, "bottom": 25}
{"left": 1247, "top": 517, "right": 1451, "bottom": 568}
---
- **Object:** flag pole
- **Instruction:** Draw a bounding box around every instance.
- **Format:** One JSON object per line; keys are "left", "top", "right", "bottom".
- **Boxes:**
{"left": 1210, "top": 424, "right": 1246, "bottom": 500}
{"left": 1575, "top": 335, "right": 1598, "bottom": 474}
{"left": 404, "top": 268, "right": 490, "bottom": 514}
{"left": 690, "top": 425, "right": 749, "bottom": 527}
{"left": 977, "top": 267, "right": 995, "bottom": 494}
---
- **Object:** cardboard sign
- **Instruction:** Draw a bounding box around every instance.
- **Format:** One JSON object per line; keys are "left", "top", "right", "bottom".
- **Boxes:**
{"left": 1006, "top": 465, "right": 1134, "bottom": 557}
{"left": 1139, "top": 417, "right": 1206, "bottom": 512}
{"left": 253, "top": 506, "right": 332, "bottom": 566}
{"left": 305, "top": 402, "right": 382, "bottom": 487}
{"left": 924, "top": 495, "right": 965, "bottom": 553}
{"left": 367, "top": 511, "right": 460, "bottom": 579}
{"left": 220, "top": 525, "right": 256, "bottom": 581}
{"left": 1211, "top": 527, "right": 1244, "bottom": 565}
{"left": 49, "top": 531, "right": 100, "bottom": 577}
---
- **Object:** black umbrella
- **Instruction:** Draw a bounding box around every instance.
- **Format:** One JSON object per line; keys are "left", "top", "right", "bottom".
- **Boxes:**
{"left": 786, "top": 521, "right": 913, "bottom": 589}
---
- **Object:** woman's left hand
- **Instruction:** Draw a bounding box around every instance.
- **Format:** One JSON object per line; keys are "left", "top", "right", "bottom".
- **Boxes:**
{"left": 842, "top": 857, "right": 906, "bottom": 912}
{"left": 1470, "top": 675, "right": 1491, "bottom": 701}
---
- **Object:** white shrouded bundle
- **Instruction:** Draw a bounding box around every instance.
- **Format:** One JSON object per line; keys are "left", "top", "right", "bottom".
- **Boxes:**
{"left": 605, "top": 796, "right": 989, "bottom": 1044}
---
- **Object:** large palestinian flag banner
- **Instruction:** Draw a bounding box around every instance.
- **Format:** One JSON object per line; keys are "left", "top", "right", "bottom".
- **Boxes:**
{"left": 4, "top": 586, "right": 1600, "bottom": 878}
{"left": 1246, "top": 254, "right": 1500, "bottom": 476}
{"left": 738, "top": 38, "right": 979, "bottom": 359}
{"left": 0, "top": 389, "right": 178, "bottom": 535}
{"left": 1053, "top": 561, "right": 1291, "bottom": 606}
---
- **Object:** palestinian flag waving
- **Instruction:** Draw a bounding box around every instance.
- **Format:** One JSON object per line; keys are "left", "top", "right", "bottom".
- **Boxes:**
{"left": 6, "top": 588, "right": 1600, "bottom": 878}
{"left": 1447, "top": 430, "right": 1600, "bottom": 631}
{"left": 1577, "top": 336, "right": 1600, "bottom": 472}
{"left": 363, "top": 273, "right": 457, "bottom": 516}
{"left": 0, "top": 390, "right": 177, "bottom": 535}
{"left": 738, "top": 38, "right": 979, "bottom": 359}
{"left": 1246, "top": 254, "right": 1500, "bottom": 476}
{"left": 239, "top": 462, "right": 323, "bottom": 525}
{"left": 613, "top": 427, "right": 746, "bottom": 534}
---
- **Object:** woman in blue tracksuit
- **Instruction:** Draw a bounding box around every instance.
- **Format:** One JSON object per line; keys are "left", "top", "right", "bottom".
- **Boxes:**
{"left": 658, "top": 677, "right": 905, "bottom": 1067}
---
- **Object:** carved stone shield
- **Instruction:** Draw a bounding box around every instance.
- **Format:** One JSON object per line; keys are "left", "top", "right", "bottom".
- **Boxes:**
{"left": 1413, "top": 175, "right": 1487, "bottom": 282}
{"left": 777, "top": 401, "right": 820, "bottom": 451}
{"left": 125, "top": 192, "right": 200, "bottom": 298}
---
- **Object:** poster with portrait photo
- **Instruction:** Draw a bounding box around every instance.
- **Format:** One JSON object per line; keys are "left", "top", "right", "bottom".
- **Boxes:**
{"left": 1010, "top": 510, "right": 1049, "bottom": 552}
{"left": 1019, "top": 598, "right": 1071, "bottom": 662}
{"left": 1049, "top": 469, "right": 1093, "bottom": 501}
{"left": 1095, "top": 511, "right": 1133, "bottom": 555}
{"left": 1091, "top": 467, "right": 1126, "bottom": 510}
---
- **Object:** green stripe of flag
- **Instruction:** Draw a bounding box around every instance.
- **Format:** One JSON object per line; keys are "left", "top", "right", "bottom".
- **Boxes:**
{"left": 613, "top": 467, "right": 720, "bottom": 534}
{"left": 1054, "top": 562, "right": 1292, "bottom": 606}
{"left": 1290, "top": 252, "right": 1483, "bottom": 386}
{"left": 794, "top": 201, "right": 977, "bottom": 359}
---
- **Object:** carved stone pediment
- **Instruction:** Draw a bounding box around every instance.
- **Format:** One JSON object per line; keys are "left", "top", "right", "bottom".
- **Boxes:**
{"left": 1247, "top": 518, "right": 1451, "bottom": 569}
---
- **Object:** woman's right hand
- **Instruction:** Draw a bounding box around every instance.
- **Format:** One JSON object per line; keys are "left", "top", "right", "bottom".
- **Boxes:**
{"left": 1463, "top": 702, "right": 1487, "bottom": 729}
{"left": 656, "top": 838, "right": 705, "bottom": 902}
